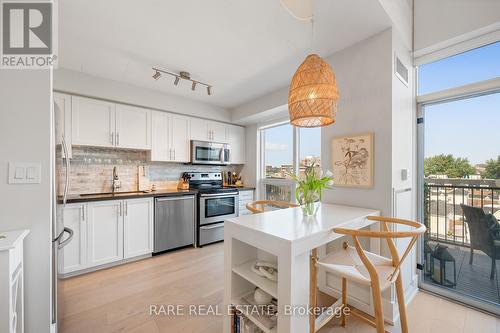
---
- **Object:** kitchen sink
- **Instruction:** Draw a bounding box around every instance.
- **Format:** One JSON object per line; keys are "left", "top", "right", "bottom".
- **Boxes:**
{"left": 79, "top": 191, "right": 149, "bottom": 197}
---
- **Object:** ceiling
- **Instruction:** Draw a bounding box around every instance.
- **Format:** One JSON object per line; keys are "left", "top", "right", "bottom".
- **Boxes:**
{"left": 58, "top": 0, "right": 391, "bottom": 109}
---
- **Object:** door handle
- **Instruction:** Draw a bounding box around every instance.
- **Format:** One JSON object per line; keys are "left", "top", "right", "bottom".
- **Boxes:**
{"left": 58, "top": 227, "right": 74, "bottom": 249}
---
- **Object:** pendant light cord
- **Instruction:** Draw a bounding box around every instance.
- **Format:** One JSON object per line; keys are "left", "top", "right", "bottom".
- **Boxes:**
{"left": 310, "top": 17, "right": 314, "bottom": 54}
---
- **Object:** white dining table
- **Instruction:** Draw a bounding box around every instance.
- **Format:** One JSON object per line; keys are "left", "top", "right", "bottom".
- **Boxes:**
{"left": 223, "top": 202, "right": 380, "bottom": 333}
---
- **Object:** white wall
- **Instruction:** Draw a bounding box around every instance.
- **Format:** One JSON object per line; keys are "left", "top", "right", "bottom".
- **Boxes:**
{"left": 0, "top": 70, "right": 52, "bottom": 332}
{"left": 414, "top": 0, "right": 500, "bottom": 53}
{"left": 54, "top": 68, "right": 232, "bottom": 122}
{"left": 321, "top": 29, "right": 393, "bottom": 215}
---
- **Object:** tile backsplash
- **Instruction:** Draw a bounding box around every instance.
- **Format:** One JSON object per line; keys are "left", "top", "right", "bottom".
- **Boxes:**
{"left": 59, "top": 146, "right": 243, "bottom": 195}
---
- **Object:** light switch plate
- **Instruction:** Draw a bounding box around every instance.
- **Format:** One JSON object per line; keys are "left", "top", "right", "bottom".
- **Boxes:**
{"left": 8, "top": 162, "right": 42, "bottom": 184}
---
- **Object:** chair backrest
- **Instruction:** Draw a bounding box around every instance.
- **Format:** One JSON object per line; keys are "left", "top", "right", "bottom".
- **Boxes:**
{"left": 333, "top": 216, "right": 426, "bottom": 283}
{"left": 461, "top": 204, "right": 494, "bottom": 256}
{"left": 246, "top": 200, "right": 299, "bottom": 214}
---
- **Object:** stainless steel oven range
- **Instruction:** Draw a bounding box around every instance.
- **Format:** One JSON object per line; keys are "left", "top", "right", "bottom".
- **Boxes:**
{"left": 187, "top": 172, "right": 238, "bottom": 246}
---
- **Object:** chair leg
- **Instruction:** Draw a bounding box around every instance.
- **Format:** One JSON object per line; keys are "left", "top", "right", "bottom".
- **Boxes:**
{"left": 395, "top": 274, "right": 408, "bottom": 333}
{"left": 370, "top": 281, "right": 385, "bottom": 333}
{"left": 469, "top": 248, "right": 474, "bottom": 264}
{"left": 490, "top": 258, "right": 496, "bottom": 280}
{"left": 309, "top": 249, "right": 318, "bottom": 333}
{"left": 341, "top": 277, "right": 347, "bottom": 327}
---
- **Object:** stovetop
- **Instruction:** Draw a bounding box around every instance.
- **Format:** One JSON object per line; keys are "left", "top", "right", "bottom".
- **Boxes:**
{"left": 185, "top": 172, "right": 238, "bottom": 195}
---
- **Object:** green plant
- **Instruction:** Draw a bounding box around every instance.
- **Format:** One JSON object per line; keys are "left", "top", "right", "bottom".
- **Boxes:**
{"left": 289, "top": 163, "right": 334, "bottom": 215}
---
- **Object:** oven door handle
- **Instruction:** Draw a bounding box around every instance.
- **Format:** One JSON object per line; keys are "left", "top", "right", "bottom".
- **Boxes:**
{"left": 200, "top": 193, "right": 238, "bottom": 198}
{"left": 200, "top": 223, "right": 224, "bottom": 230}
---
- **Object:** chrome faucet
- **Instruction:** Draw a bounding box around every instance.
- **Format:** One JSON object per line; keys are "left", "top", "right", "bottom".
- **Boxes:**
{"left": 112, "top": 166, "right": 121, "bottom": 193}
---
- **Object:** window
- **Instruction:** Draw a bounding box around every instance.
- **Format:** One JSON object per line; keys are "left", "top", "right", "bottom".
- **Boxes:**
{"left": 260, "top": 123, "right": 321, "bottom": 202}
{"left": 418, "top": 41, "right": 500, "bottom": 95}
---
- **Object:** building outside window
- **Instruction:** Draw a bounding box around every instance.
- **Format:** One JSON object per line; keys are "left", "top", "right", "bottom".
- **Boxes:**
{"left": 260, "top": 122, "right": 321, "bottom": 202}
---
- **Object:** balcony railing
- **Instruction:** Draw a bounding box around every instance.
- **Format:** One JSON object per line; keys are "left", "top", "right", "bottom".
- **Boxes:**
{"left": 424, "top": 182, "right": 500, "bottom": 247}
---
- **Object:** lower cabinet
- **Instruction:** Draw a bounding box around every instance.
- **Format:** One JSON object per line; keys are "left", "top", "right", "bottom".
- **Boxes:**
{"left": 238, "top": 189, "right": 255, "bottom": 216}
{"left": 123, "top": 198, "right": 153, "bottom": 259}
{"left": 87, "top": 200, "right": 124, "bottom": 267}
{"left": 60, "top": 198, "right": 153, "bottom": 275}
{"left": 60, "top": 203, "right": 87, "bottom": 274}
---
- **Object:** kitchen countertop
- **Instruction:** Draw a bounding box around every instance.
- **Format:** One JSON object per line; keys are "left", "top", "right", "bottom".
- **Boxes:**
{"left": 62, "top": 186, "right": 255, "bottom": 204}
{"left": 62, "top": 189, "right": 198, "bottom": 204}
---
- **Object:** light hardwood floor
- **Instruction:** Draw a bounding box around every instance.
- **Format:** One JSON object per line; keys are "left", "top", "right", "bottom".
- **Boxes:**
{"left": 60, "top": 243, "right": 500, "bottom": 333}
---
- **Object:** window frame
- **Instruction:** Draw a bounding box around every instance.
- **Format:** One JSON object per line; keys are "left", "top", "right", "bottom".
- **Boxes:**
{"left": 259, "top": 121, "right": 313, "bottom": 203}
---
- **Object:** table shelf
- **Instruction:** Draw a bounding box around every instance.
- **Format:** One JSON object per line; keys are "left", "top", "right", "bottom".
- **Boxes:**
{"left": 232, "top": 260, "right": 277, "bottom": 299}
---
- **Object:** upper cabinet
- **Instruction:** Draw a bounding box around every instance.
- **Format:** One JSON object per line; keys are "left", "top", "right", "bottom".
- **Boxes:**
{"left": 226, "top": 125, "right": 245, "bottom": 164}
{"left": 115, "top": 104, "right": 151, "bottom": 149}
{"left": 54, "top": 92, "right": 73, "bottom": 159}
{"left": 72, "top": 96, "right": 151, "bottom": 150}
{"left": 190, "top": 117, "right": 210, "bottom": 142}
{"left": 190, "top": 118, "right": 228, "bottom": 143}
{"left": 151, "top": 111, "right": 190, "bottom": 162}
{"left": 72, "top": 96, "right": 116, "bottom": 147}
{"left": 208, "top": 121, "right": 227, "bottom": 143}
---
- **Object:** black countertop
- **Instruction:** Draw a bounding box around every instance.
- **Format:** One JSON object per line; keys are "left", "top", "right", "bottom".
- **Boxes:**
{"left": 62, "top": 187, "right": 255, "bottom": 204}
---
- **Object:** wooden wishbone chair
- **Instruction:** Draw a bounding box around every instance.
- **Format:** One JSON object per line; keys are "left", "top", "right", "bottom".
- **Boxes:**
{"left": 309, "top": 216, "right": 426, "bottom": 333}
{"left": 246, "top": 200, "right": 299, "bottom": 214}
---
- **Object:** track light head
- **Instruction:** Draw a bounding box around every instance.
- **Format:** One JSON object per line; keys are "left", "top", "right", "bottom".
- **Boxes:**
{"left": 192, "top": 82, "right": 197, "bottom": 91}
{"left": 152, "top": 70, "right": 161, "bottom": 80}
{"left": 207, "top": 86, "right": 212, "bottom": 96}
{"left": 174, "top": 76, "right": 180, "bottom": 86}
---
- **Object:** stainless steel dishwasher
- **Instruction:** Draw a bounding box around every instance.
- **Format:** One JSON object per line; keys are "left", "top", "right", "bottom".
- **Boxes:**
{"left": 154, "top": 195, "right": 195, "bottom": 253}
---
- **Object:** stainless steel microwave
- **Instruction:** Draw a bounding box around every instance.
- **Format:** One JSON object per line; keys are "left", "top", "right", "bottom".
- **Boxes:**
{"left": 191, "top": 140, "right": 231, "bottom": 165}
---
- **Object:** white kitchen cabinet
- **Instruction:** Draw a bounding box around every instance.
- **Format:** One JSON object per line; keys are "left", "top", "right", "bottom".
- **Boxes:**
{"left": 54, "top": 92, "right": 72, "bottom": 159}
{"left": 115, "top": 104, "right": 151, "bottom": 149}
{"left": 190, "top": 118, "right": 228, "bottom": 143}
{"left": 190, "top": 117, "right": 210, "bottom": 141}
{"left": 123, "top": 198, "right": 153, "bottom": 259}
{"left": 170, "top": 114, "right": 190, "bottom": 162}
{"left": 226, "top": 125, "right": 245, "bottom": 164}
{"left": 238, "top": 189, "right": 254, "bottom": 216}
{"left": 60, "top": 203, "right": 87, "bottom": 274}
{"left": 151, "top": 111, "right": 170, "bottom": 161}
{"left": 151, "top": 111, "right": 190, "bottom": 162}
{"left": 87, "top": 200, "right": 123, "bottom": 267}
{"left": 72, "top": 96, "right": 116, "bottom": 147}
{"left": 208, "top": 121, "right": 227, "bottom": 142}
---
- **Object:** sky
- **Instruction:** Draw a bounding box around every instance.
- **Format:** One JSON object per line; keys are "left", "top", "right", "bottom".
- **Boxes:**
{"left": 421, "top": 41, "right": 500, "bottom": 165}
{"left": 265, "top": 42, "right": 500, "bottom": 167}
{"left": 264, "top": 124, "right": 321, "bottom": 166}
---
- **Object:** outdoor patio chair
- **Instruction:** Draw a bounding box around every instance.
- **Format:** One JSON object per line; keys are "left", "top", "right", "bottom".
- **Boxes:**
{"left": 460, "top": 204, "right": 500, "bottom": 279}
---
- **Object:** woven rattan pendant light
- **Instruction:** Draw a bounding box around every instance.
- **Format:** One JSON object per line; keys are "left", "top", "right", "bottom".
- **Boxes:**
{"left": 286, "top": 0, "right": 340, "bottom": 128}
{"left": 288, "top": 54, "right": 339, "bottom": 127}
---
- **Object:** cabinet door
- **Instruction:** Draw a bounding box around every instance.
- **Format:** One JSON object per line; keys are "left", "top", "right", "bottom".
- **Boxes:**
{"left": 116, "top": 104, "right": 151, "bottom": 149}
{"left": 60, "top": 204, "right": 87, "bottom": 273}
{"left": 209, "top": 121, "right": 227, "bottom": 143}
{"left": 72, "top": 96, "right": 115, "bottom": 147}
{"left": 151, "top": 111, "right": 170, "bottom": 161}
{"left": 123, "top": 198, "right": 153, "bottom": 258}
{"left": 226, "top": 125, "right": 245, "bottom": 164}
{"left": 238, "top": 190, "right": 254, "bottom": 216}
{"left": 54, "top": 92, "right": 72, "bottom": 159}
{"left": 87, "top": 200, "right": 123, "bottom": 266}
{"left": 170, "top": 114, "right": 190, "bottom": 162}
{"left": 190, "top": 117, "right": 210, "bottom": 141}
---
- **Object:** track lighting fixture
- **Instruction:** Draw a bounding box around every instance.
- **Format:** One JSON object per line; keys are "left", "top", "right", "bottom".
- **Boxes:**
{"left": 151, "top": 67, "right": 212, "bottom": 96}
{"left": 152, "top": 70, "right": 161, "bottom": 80}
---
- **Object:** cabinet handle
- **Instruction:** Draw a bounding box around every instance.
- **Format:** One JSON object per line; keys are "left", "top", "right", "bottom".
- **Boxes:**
{"left": 173, "top": 149, "right": 176, "bottom": 160}
{"left": 125, "top": 201, "right": 128, "bottom": 216}
{"left": 110, "top": 132, "right": 114, "bottom": 145}
{"left": 81, "top": 205, "right": 85, "bottom": 220}
{"left": 119, "top": 202, "right": 122, "bottom": 216}
{"left": 116, "top": 132, "right": 120, "bottom": 146}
